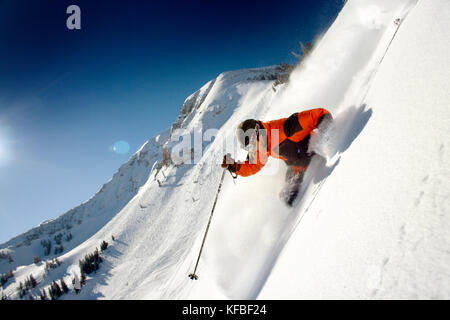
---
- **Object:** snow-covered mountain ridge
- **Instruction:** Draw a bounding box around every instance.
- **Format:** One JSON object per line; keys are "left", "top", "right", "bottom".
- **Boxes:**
{"left": 2, "top": 0, "right": 449, "bottom": 300}
{"left": 0, "top": 64, "right": 291, "bottom": 298}
{"left": 0, "top": 65, "right": 290, "bottom": 270}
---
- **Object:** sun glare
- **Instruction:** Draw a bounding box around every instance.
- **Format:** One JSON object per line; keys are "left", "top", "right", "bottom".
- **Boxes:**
{"left": 0, "top": 139, "right": 6, "bottom": 165}
{"left": 0, "top": 127, "right": 12, "bottom": 166}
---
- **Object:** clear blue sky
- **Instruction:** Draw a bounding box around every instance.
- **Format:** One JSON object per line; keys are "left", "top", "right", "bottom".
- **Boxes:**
{"left": 0, "top": 0, "right": 343, "bottom": 243}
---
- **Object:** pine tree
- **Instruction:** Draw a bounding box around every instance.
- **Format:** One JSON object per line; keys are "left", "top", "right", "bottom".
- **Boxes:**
{"left": 41, "top": 239, "right": 52, "bottom": 256}
{"left": 100, "top": 240, "right": 108, "bottom": 252}
{"left": 40, "top": 289, "right": 48, "bottom": 300}
{"left": 80, "top": 271, "right": 86, "bottom": 286}
{"left": 79, "top": 248, "right": 102, "bottom": 275}
{"left": 24, "top": 277, "right": 31, "bottom": 290}
{"left": 50, "top": 281, "right": 62, "bottom": 299}
{"left": 54, "top": 281, "right": 62, "bottom": 297}
{"left": 17, "top": 282, "right": 25, "bottom": 299}
{"left": 60, "top": 278, "right": 69, "bottom": 294}
{"left": 0, "top": 270, "right": 14, "bottom": 287}
{"left": 65, "top": 233, "right": 73, "bottom": 242}
{"left": 29, "top": 274, "right": 38, "bottom": 288}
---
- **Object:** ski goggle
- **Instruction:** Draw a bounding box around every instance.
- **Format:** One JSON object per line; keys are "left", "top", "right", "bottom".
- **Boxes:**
{"left": 244, "top": 129, "right": 258, "bottom": 152}
{"left": 236, "top": 122, "right": 261, "bottom": 152}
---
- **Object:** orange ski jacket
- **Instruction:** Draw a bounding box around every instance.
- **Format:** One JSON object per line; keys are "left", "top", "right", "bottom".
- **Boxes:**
{"left": 233, "top": 108, "right": 331, "bottom": 177}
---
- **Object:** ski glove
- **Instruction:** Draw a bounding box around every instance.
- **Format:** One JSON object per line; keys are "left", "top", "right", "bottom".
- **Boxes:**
{"left": 221, "top": 154, "right": 238, "bottom": 173}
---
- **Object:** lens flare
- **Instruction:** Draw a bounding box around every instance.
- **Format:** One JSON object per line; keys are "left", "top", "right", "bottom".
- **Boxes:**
{"left": 112, "top": 140, "right": 130, "bottom": 155}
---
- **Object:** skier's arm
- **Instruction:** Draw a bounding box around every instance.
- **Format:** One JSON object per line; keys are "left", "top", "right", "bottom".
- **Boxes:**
{"left": 299, "top": 108, "right": 332, "bottom": 131}
{"left": 284, "top": 108, "right": 332, "bottom": 142}
{"left": 234, "top": 158, "right": 265, "bottom": 177}
{"left": 222, "top": 151, "right": 267, "bottom": 177}
{"left": 315, "top": 110, "right": 333, "bottom": 131}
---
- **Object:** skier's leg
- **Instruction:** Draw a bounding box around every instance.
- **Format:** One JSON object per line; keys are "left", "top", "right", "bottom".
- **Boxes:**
{"left": 280, "top": 165, "right": 306, "bottom": 206}
{"left": 285, "top": 167, "right": 306, "bottom": 206}
{"left": 280, "top": 166, "right": 295, "bottom": 203}
{"left": 285, "top": 165, "right": 295, "bottom": 182}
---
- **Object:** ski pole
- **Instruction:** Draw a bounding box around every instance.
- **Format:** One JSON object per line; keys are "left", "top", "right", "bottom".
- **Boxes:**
{"left": 189, "top": 168, "right": 227, "bottom": 280}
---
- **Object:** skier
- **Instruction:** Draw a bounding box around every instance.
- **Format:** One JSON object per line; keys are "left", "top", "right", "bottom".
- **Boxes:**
{"left": 222, "top": 108, "right": 332, "bottom": 206}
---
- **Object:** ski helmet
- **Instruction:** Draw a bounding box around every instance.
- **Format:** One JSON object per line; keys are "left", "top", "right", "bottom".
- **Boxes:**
{"left": 236, "top": 119, "right": 260, "bottom": 151}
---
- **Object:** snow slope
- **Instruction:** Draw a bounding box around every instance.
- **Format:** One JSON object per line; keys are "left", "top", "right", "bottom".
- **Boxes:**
{"left": 260, "top": 0, "right": 450, "bottom": 299}
{"left": 1, "top": 0, "right": 449, "bottom": 300}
